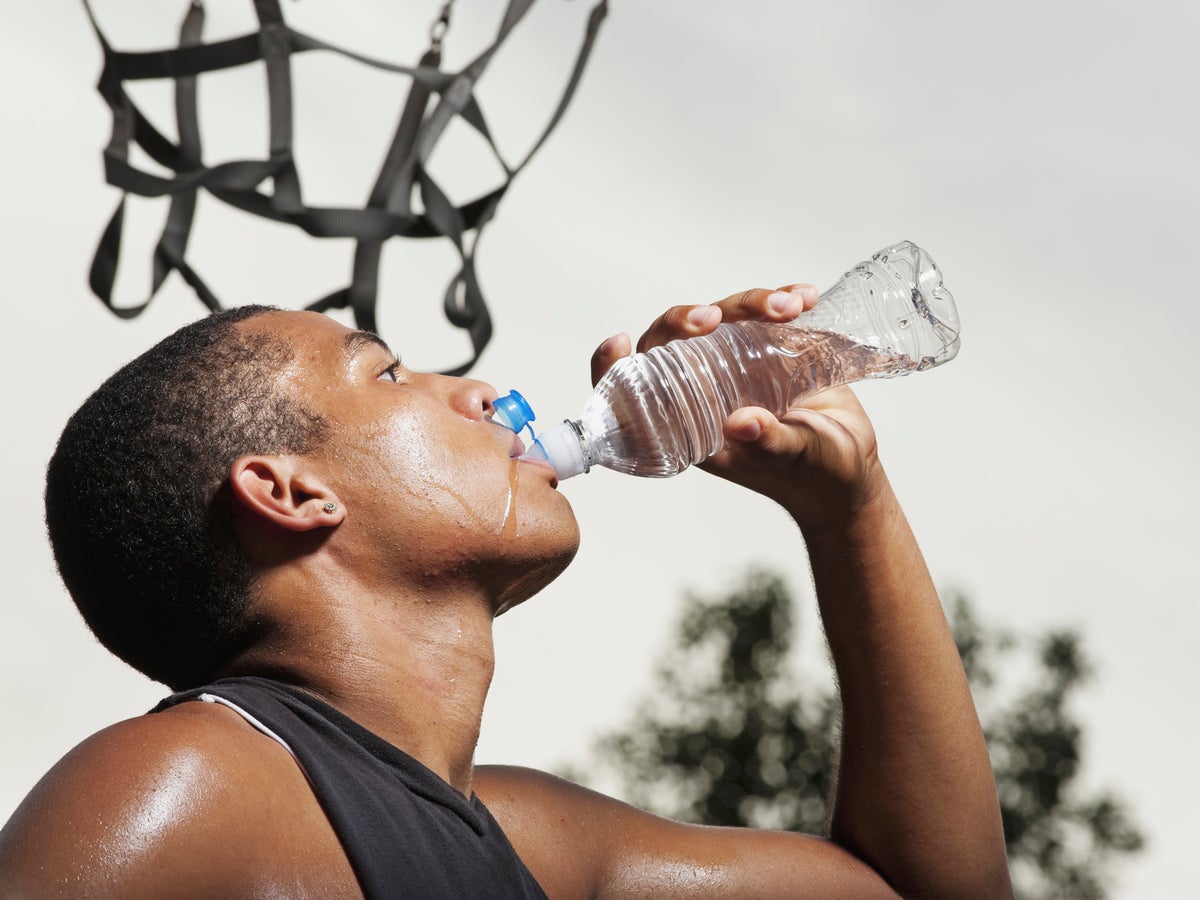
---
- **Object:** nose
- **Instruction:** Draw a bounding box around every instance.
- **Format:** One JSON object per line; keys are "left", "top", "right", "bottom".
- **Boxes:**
{"left": 443, "top": 376, "right": 498, "bottom": 422}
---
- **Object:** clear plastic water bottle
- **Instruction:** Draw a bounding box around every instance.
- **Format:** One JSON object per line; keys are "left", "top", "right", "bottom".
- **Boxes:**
{"left": 523, "top": 241, "right": 961, "bottom": 480}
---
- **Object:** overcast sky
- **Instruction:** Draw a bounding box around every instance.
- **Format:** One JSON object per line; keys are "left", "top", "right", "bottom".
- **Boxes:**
{"left": 3, "top": 1, "right": 1197, "bottom": 895}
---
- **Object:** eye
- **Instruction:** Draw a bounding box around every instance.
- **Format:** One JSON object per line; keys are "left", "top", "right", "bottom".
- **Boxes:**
{"left": 378, "top": 361, "right": 402, "bottom": 383}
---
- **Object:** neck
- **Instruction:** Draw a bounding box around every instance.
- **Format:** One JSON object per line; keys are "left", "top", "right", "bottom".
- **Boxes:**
{"left": 225, "top": 571, "right": 498, "bottom": 797}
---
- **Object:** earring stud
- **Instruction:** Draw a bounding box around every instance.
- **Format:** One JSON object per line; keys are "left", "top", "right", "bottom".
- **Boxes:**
{"left": 323, "top": 502, "right": 337, "bottom": 514}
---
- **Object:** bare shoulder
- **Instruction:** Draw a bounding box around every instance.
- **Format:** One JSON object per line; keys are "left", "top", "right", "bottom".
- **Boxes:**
{"left": 474, "top": 765, "right": 898, "bottom": 900}
{"left": 0, "top": 701, "right": 357, "bottom": 899}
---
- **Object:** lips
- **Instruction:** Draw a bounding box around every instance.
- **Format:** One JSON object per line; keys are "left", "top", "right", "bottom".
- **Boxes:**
{"left": 499, "top": 426, "right": 558, "bottom": 488}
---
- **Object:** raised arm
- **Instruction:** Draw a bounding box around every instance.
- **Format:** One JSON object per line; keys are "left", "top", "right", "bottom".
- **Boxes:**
{"left": 760, "top": 392, "right": 1011, "bottom": 898}
{"left": 480, "top": 286, "right": 1011, "bottom": 899}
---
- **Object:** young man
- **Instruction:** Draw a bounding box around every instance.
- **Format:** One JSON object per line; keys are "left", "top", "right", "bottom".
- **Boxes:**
{"left": 0, "top": 286, "right": 1011, "bottom": 898}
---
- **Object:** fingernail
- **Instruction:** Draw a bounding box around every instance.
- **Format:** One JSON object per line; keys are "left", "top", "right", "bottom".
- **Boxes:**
{"left": 767, "top": 291, "right": 801, "bottom": 314}
{"left": 688, "top": 306, "right": 718, "bottom": 327}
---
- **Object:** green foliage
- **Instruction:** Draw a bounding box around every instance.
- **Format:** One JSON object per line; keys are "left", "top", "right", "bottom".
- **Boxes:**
{"left": 944, "top": 592, "right": 1145, "bottom": 899}
{"left": 582, "top": 570, "right": 837, "bottom": 832}
{"left": 568, "top": 569, "right": 1144, "bottom": 900}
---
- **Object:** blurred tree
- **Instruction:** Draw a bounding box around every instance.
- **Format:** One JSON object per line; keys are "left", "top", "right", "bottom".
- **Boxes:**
{"left": 566, "top": 568, "right": 1144, "bottom": 900}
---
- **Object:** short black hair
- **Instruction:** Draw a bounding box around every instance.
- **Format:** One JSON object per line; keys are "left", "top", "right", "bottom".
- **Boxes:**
{"left": 45, "top": 306, "right": 329, "bottom": 689}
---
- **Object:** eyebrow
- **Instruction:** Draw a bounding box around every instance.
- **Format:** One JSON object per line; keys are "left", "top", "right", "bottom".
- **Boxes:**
{"left": 343, "top": 329, "right": 398, "bottom": 363}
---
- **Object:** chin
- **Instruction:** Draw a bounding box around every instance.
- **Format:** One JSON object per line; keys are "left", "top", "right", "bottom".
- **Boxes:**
{"left": 491, "top": 529, "right": 580, "bottom": 618}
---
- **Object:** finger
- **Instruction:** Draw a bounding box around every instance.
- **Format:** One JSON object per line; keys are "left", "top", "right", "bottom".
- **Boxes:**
{"left": 630, "top": 282, "right": 820, "bottom": 356}
{"left": 723, "top": 406, "right": 801, "bottom": 454}
{"left": 634, "top": 304, "right": 722, "bottom": 354}
{"left": 590, "top": 332, "right": 632, "bottom": 386}
{"left": 774, "top": 283, "right": 821, "bottom": 312}
{"left": 716, "top": 403, "right": 860, "bottom": 470}
{"left": 698, "top": 406, "right": 804, "bottom": 484}
{"left": 712, "top": 284, "right": 818, "bottom": 326}
{"left": 704, "top": 404, "right": 847, "bottom": 488}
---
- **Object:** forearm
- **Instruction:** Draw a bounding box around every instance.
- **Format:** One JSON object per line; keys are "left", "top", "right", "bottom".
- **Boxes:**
{"left": 797, "top": 471, "right": 1011, "bottom": 899}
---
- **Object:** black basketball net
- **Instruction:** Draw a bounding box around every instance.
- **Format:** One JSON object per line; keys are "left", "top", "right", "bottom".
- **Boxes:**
{"left": 81, "top": 0, "right": 608, "bottom": 375}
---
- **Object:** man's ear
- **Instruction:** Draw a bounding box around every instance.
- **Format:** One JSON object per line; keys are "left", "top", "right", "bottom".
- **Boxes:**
{"left": 229, "top": 455, "right": 344, "bottom": 532}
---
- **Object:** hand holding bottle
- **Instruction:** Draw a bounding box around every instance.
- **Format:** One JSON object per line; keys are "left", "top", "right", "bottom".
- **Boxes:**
{"left": 589, "top": 283, "right": 887, "bottom": 531}
{"left": 513, "top": 242, "right": 957, "bottom": 528}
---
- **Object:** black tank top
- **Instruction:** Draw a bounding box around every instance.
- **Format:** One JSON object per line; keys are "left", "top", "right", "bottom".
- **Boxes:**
{"left": 153, "top": 676, "right": 548, "bottom": 900}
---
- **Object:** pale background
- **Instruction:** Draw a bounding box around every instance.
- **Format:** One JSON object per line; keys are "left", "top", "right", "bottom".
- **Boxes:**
{"left": 3, "top": 2, "right": 1196, "bottom": 896}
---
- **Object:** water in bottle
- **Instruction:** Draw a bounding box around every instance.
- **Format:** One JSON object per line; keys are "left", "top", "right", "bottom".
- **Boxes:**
{"left": 520, "top": 240, "right": 960, "bottom": 480}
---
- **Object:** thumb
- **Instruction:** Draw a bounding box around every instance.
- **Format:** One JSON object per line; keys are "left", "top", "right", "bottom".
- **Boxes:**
{"left": 722, "top": 407, "right": 815, "bottom": 461}
{"left": 699, "top": 406, "right": 812, "bottom": 492}
{"left": 721, "top": 403, "right": 874, "bottom": 495}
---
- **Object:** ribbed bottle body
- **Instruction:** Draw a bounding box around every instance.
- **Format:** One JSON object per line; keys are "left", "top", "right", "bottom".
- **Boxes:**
{"left": 579, "top": 321, "right": 915, "bottom": 477}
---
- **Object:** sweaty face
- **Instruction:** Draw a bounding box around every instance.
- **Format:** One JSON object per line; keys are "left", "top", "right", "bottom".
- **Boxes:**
{"left": 245, "top": 311, "right": 579, "bottom": 613}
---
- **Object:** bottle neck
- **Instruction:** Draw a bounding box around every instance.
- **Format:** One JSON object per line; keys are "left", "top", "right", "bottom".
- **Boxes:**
{"left": 522, "top": 419, "right": 590, "bottom": 480}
